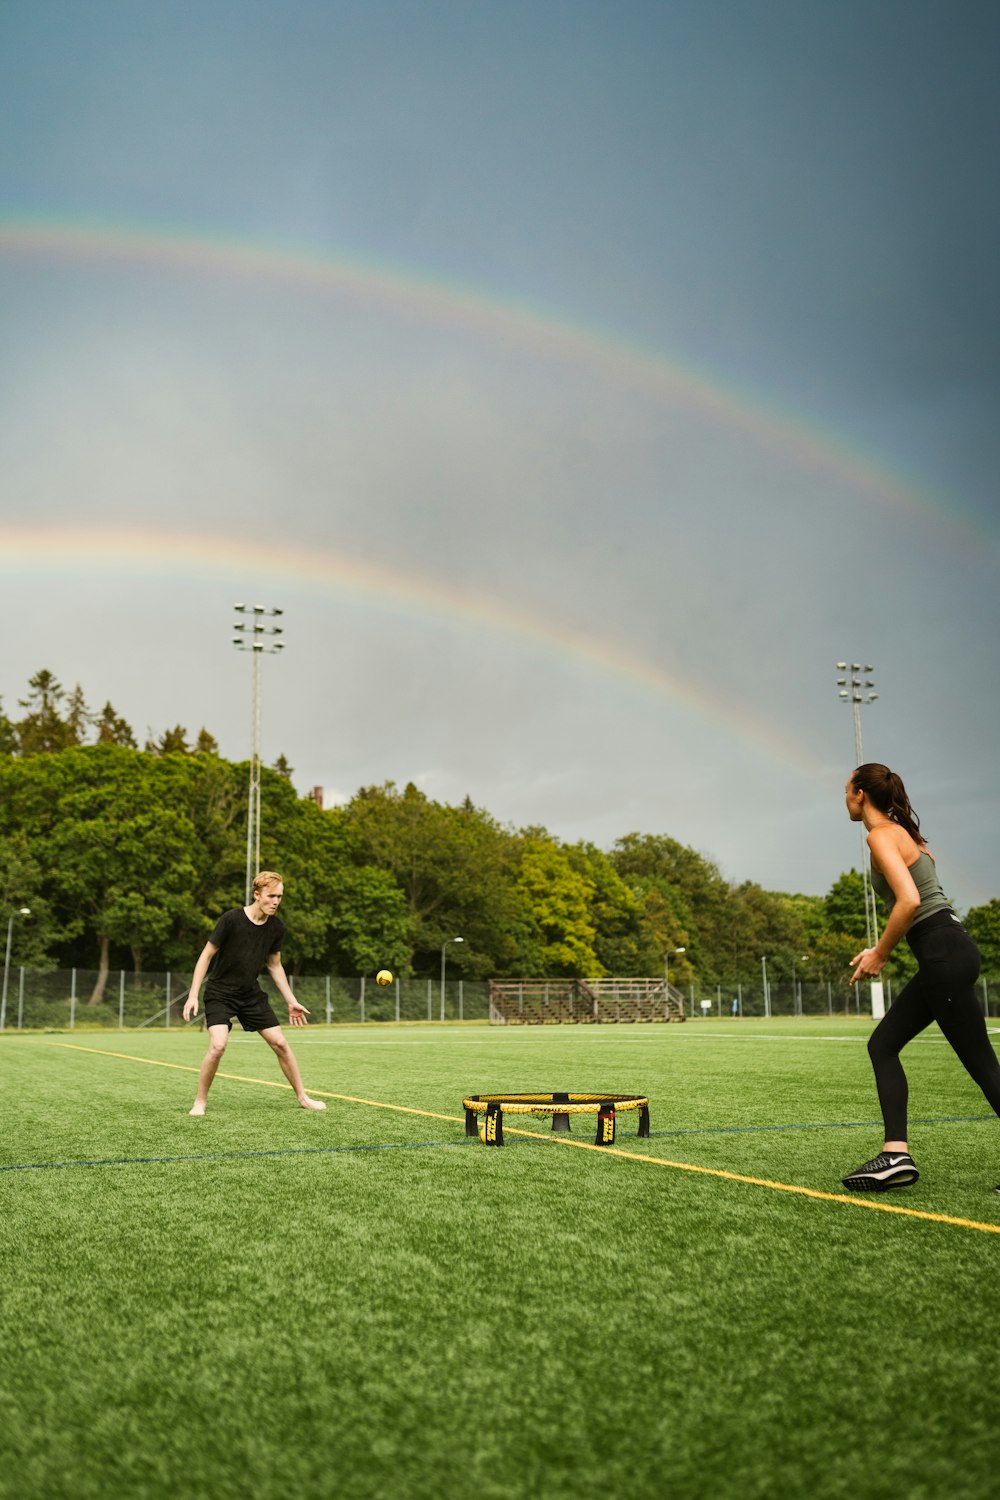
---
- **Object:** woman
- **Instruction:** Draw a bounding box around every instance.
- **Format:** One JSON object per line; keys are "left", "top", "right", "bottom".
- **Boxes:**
{"left": 841, "top": 763, "right": 999, "bottom": 1192}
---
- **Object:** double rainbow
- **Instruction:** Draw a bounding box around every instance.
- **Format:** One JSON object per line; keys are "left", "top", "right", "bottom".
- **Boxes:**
{"left": 0, "top": 215, "right": 975, "bottom": 782}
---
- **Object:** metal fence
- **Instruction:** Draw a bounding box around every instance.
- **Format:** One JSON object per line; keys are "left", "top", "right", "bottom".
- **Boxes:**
{"left": 0, "top": 970, "right": 992, "bottom": 1032}
{"left": 0, "top": 970, "right": 492, "bottom": 1031}
{"left": 676, "top": 977, "right": 994, "bottom": 1020}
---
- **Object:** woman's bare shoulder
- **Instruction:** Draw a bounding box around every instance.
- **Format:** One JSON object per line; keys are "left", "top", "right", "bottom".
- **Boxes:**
{"left": 867, "top": 823, "right": 924, "bottom": 869}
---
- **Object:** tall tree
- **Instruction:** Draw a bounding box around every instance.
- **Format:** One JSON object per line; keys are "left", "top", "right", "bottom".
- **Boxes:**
{"left": 64, "top": 685, "right": 92, "bottom": 746}
{"left": 611, "top": 832, "right": 731, "bottom": 979}
{"left": 824, "top": 869, "right": 870, "bottom": 942}
{"left": 568, "top": 841, "right": 651, "bottom": 975}
{"left": 17, "top": 669, "right": 72, "bottom": 754}
{"left": 0, "top": 699, "right": 15, "bottom": 756}
{"left": 0, "top": 832, "right": 59, "bottom": 967}
{"left": 630, "top": 879, "right": 692, "bottom": 982}
{"left": 1, "top": 747, "right": 203, "bottom": 993}
{"left": 95, "top": 702, "right": 138, "bottom": 748}
{"left": 149, "top": 725, "right": 190, "bottom": 755}
{"left": 341, "top": 781, "right": 526, "bottom": 976}
{"left": 513, "top": 832, "right": 601, "bottom": 976}
{"left": 965, "top": 901, "right": 1000, "bottom": 978}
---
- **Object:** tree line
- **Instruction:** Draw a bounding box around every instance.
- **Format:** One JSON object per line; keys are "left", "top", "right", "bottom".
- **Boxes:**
{"left": 2, "top": 671, "right": 997, "bottom": 997}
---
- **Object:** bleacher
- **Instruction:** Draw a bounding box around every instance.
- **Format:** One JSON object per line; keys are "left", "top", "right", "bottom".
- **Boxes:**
{"left": 488, "top": 977, "right": 686, "bottom": 1024}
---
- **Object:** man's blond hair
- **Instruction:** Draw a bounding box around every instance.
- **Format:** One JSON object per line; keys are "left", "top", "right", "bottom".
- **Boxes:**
{"left": 252, "top": 870, "right": 284, "bottom": 895}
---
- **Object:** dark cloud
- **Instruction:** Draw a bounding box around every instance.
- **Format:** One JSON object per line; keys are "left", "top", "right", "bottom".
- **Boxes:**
{"left": 0, "top": 0, "right": 997, "bottom": 905}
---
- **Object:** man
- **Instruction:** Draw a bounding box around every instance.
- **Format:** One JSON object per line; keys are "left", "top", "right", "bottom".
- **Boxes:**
{"left": 182, "top": 870, "right": 326, "bottom": 1116}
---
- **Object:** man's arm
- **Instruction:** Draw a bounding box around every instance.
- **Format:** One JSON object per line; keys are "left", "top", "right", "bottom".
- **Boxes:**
{"left": 183, "top": 941, "right": 219, "bottom": 1021}
{"left": 266, "top": 951, "right": 311, "bottom": 1027}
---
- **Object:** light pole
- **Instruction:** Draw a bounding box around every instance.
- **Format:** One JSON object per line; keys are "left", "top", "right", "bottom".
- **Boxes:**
{"left": 1, "top": 906, "right": 31, "bottom": 1032}
{"left": 791, "top": 955, "right": 808, "bottom": 1016}
{"left": 665, "top": 946, "right": 685, "bottom": 1017}
{"left": 233, "top": 604, "right": 285, "bottom": 903}
{"left": 441, "top": 937, "right": 463, "bottom": 1020}
{"left": 837, "top": 662, "right": 878, "bottom": 768}
{"left": 836, "top": 661, "right": 880, "bottom": 949}
{"left": 761, "top": 955, "right": 770, "bottom": 1018}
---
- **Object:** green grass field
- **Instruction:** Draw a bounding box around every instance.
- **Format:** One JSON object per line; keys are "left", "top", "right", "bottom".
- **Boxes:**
{"left": 3, "top": 1017, "right": 1000, "bottom": 1500}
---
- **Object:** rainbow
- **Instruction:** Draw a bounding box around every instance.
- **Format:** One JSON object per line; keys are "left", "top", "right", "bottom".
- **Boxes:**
{"left": 0, "top": 215, "right": 974, "bottom": 785}
{"left": 0, "top": 214, "right": 975, "bottom": 542}
{"left": 0, "top": 525, "right": 825, "bottom": 777}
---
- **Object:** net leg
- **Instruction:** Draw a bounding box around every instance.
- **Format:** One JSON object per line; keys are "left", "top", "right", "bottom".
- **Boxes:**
{"left": 596, "top": 1101, "right": 616, "bottom": 1146}
{"left": 484, "top": 1100, "right": 504, "bottom": 1146}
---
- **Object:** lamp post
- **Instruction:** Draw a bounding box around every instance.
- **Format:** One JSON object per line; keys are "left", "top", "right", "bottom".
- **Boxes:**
{"left": 836, "top": 662, "right": 880, "bottom": 949}
{"left": 664, "top": 945, "right": 685, "bottom": 1017}
{"left": 761, "top": 955, "right": 770, "bottom": 1018}
{"left": 1, "top": 906, "right": 31, "bottom": 1032}
{"left": 441, "top": 937, "right": 464, "bottom": 1021}
{"left": 233, "top": 604, "right": 285, "bottom": 903}
{"left": 791, "top": 955, "right": 808, "bottom": 1017}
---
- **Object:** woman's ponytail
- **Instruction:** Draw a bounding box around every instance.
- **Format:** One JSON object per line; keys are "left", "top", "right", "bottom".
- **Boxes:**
{"left": 850, "top": 764, "right": 925, "bottom": 843}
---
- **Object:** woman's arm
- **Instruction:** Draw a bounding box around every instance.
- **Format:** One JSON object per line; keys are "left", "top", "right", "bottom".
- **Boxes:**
{"left": 848, "top": 828, "right": 921, "bottom": 985}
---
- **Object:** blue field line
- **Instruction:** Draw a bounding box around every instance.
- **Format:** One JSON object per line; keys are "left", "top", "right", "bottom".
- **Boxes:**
{"left": 647, "top": 1113, "right": 996, "bottom": 1139}
{"left": 5, "top": 1112, "right": 996, "bottom": 1175}
{"left": 0, "top": 1137, "right": 480, "bottom": 1174}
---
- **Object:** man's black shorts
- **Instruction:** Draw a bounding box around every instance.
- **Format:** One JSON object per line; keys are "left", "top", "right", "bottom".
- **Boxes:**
{"left": 203, "top": 987, "right": 280, "bottom": 1032}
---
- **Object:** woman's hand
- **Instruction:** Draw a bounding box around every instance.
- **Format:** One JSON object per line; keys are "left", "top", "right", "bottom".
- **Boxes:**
{"left": 849, "top": 947, "right": 885, "bottom": 986}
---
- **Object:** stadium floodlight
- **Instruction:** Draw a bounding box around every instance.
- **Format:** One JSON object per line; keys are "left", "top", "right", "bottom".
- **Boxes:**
{"left": 233, "top": 604, "right": 286, "bottom": 903}
{"left": 835, "top": 659, "right": 880, "bottom": 948}
{"left": 1, "top": 907, "right": 31, "bottom": 1032}
{"left": 441, "top": 937, "right": 464, "bottom": 1021}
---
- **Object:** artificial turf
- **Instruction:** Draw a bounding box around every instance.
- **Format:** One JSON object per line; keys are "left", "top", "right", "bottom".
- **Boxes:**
{"left": 2, "top": 1019, "right": 999, "bottom": 1499}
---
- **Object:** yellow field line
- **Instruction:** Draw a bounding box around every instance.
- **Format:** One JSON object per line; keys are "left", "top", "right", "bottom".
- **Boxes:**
{"left": 46, "top": 1042, "right": 462, "bottom": 1122}
{"left": 511, "top": 1128, "right": 1000, "bottom": 1235}
{"left": 47, "top": 1042, "right": 1000, "bottom": 1236}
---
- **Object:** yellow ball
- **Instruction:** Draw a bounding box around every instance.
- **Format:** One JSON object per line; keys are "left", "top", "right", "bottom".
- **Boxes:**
{"left": 376, "top": 969, "right": 393, "bottom": 987}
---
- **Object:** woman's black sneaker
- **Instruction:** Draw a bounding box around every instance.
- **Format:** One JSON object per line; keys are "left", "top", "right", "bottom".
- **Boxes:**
{"left": 842, "top": 1153, "right": 919, "bottom": 1191}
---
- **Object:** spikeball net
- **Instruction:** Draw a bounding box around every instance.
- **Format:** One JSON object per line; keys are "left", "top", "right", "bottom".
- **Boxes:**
{"left": 463, "top": 1092, "right": 650, "bottom": 1147}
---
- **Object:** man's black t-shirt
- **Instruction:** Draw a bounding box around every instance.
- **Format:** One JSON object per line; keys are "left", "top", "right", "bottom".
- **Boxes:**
{"left": 204, "top": 908, "right": 284, "bottom": 998}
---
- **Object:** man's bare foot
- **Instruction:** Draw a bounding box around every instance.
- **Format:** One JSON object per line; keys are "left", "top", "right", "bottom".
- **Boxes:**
{"left": 299, "top": 1096, "right": 326, "bottom": 1111}
{"left": 188, "top": 1101, "right": 207, "bottom": 1116}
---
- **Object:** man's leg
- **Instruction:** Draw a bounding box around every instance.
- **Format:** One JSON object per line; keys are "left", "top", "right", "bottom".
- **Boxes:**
{"left": 260, "top": 1026, "right": 327, "bottom": 1110}
{"left": 189, "top": 1024, "right": 232, "bottom": 1115}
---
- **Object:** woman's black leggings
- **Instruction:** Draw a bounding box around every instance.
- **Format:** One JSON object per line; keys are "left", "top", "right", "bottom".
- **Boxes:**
{"left": 867, "top": 910, "right": 1000, "bottom": 1142}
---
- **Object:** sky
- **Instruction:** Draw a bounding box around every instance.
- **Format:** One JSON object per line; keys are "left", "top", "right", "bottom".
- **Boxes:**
{"left": 1, "top": 0, "right": 998, "bottom": 910}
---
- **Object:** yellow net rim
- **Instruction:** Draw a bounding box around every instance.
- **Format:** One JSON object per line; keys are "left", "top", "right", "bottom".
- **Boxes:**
{"left": 463, "top": 1093, "right": 648, "bottom": 1116}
